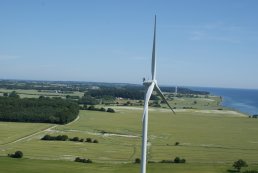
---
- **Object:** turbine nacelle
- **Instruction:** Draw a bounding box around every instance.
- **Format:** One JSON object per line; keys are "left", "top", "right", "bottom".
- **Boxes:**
{"left": 143, "top": 79, "right": 157, "bottom": 87}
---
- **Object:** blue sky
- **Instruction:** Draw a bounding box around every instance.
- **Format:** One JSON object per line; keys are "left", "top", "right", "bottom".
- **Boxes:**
{"left": 0, "top": 0, "right": 258, "bottom": 89}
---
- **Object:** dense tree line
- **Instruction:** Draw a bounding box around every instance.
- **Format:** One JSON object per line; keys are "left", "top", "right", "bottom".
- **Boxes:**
{"left": 86, "top": 86, "right": 208, "bottom": 101}
{"left": 78, "top": 95, "right": 99, "bottom": 105}
{"left": 86, "top": 87, "right": 145, "bottom": 100}
{"left": 0, "top": 83, "right": 77, "bottom": 92}
{"left": 0, "top": 96, "right": 79, "bottom": 124}
{"left": 86, "top": 87, "right": 160, "bottom": 100}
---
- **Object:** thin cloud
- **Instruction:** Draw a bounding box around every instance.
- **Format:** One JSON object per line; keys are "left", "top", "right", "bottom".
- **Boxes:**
{"left": 164, "top": 22, "right": 257, "bottom": 43}
{"left": 130, "top": 56, "right": 146, "bottom": 60}
{"left": 189, "top": 30, "right": 240, "bottom": 43}
{"left": 189, "top": 31, "right": 206, "bottom": 41}
{"left": 0, "top": 55, "right": 20, "bottom": 60}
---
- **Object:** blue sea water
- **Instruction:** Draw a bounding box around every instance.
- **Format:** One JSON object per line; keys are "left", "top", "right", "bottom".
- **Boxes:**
{"left": 190, "top": 87, "right": 258, "bottom": 116}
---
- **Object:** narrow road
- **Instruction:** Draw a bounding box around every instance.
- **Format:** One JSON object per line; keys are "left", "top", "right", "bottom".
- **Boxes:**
{"left": 2, "top": 115, "right": 80, "bottom": 146}
{"left": 8, "top": 125, "right": 58, "bottom": 144}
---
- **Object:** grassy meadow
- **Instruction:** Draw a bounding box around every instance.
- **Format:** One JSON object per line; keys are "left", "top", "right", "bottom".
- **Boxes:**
{"left": 1, "top": 106, "right": 258, "bottom": 172}
{"left": 0, "top": 157, "right": 235, "bottom": 173}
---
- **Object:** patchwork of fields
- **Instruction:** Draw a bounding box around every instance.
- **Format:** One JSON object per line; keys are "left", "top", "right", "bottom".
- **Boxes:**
{"left": 1, "top": 107, "right": 258, "bottom": 172}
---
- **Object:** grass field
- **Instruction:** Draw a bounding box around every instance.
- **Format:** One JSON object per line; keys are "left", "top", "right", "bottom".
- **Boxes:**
{"left": 1, "top": 106, "right": 258, "bottom": 172}
{"left": 0, "top": 157, "right": 245, "bottom": 173}
{"left": 0, "top": 122, "right": 53, "bottom": 145}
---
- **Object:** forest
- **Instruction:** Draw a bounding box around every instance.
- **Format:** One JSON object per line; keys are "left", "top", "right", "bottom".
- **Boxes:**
{"left": 0, "top": 95, "right": 79, "bottom": 124}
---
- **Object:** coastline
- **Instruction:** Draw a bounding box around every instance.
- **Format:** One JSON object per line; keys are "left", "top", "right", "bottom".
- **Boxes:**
{"left": 190, "top": 86, "right": 258, "bottom": 116}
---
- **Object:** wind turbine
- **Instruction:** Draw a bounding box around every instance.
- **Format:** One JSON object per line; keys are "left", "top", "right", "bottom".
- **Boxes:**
{"left": 140, "top": 16, "right": 175, "bottom": 173}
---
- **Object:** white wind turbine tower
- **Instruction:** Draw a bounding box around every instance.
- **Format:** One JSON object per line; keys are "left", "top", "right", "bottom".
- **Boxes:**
{"left": 140, "top": 16, "right": 175, "bottom": 173}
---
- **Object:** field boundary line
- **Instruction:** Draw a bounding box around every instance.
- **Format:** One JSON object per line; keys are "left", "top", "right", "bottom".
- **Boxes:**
{"left": 1, "top": 115, "right": 80, "bottom": 146}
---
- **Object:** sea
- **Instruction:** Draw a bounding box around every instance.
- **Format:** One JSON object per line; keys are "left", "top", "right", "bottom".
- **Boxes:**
{"left": 189, "top": 87, "right": 258, "bottom": 116}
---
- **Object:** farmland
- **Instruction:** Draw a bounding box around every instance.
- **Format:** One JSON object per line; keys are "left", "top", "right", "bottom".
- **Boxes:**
{"left": 0, "top": 81, "right": 258, "bottom": 172}
{"left": 1, "top": 107, "right": 258, "bottom": 172}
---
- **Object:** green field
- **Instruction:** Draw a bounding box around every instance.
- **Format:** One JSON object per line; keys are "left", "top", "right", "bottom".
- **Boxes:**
{"left": 0, "top": 157, "right": 237, "bottom": 173}
{"left": 1, "top": 106, "right": 258, "bottom": 172}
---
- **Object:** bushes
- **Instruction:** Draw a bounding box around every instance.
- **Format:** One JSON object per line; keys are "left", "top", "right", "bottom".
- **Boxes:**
{"left": 174, "top": 157, "right": 186, "bottom": 163}
{"left": 70, "top": 137, "right": 80, "bottom": 142}
{"left": 160, "top": 160, "right": 174, "bottom": 163}
{"left": 80, "top": 105, "right": 115, "bottom": 113}
{"left": 93, "top": 139, "right": 99, "bottom": 143}
{"left": 41, "top": 135, "right": 68, "bottom": 141}
{"left": 86, "top": 138, "right": 92, "bottom": 143}
{"left": 85, "top": 138, "right": 98, "bottom": 144}
{"left": 41, "top": 135, "right": 99, "bottom": 144}
{"left": 8, "top": 151, "right": 23, "bottom": 158}
{"left": 175, "top": 142, "right": 180, "bottom": 146}
{"left": 135, "top": 158, "right": 141, "bottom": 163}
{"left": 160, "top": 157, "right": 186, "bottom": 164}
{"left": 75, "top": 157, "right": 93, "bottom": 163}
{"left": 107, "top": 108, "right": 115, "bottom": 113}
{"left": 56, "top": 135, "right": 69, "bottom": 141}
{"left": 252, "top": 115, "right": 258, "bottom": 118}
{"left": 99, "top": 107, "right": 106, "bottom": 112}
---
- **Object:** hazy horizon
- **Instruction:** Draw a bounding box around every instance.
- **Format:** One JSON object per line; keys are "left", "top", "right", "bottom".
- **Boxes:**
{"left": 1, "top": 0, "right": 258, "bottom": 89}
{"left": 2, "top": 78, "right": 258, "bottom": 90}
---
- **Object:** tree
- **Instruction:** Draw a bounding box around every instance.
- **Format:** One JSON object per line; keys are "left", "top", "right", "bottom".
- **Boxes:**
{"left": 39, "top": 95, "right": 45, "bottom": 99}
{"left": 93, "top": 139, "right": 99, "bottom": 143}
{"left": 41, "top": 134, "right": 51, "bottom": 140}
{"left": 233, "top": 159, "right": 248, "bottom": 172}
{"left": 3, "top": 93, "right": 8, "bottom": 97}
{"left": 173, "top": 157, "right": 186, "bottom": 163}
{"left": 180, "top": 159, "right": 186, "bottom": 163}
{"left": 75, "top": 157, "right": 81, "bottom": 162}
{"left": 86, "top": 138, "right": 92, "bottom": 143}
{"left": 9, "top": 151, "right": 23, "bottom": 158}
{"left": 9, "top": 91, "right": 19, "bottom": 98}
{"left": 71, "top": 137, "right": 80, "bottom": 142}
{"left": 56, "top": 135, "right": 68, "bottom": 141}
{"left": 14, "top": 151, "right": 23, "bottom": 158}
{"left": 135, "top": 158, "right": 141, "bottom": 163}
{"left": 107, "top": 108, "right": 115, "bottom": 113}
{"left": 88, "top": 105, "right": 96, "bottom": 110}
{"left": 74, "top": 157, "right": 93, "bottom": 163}
{"left": 174, "top": 157, "right": 181, "bottom": 163}
{"left": 175, "top": 142, "right": 180, "bottom": 146}
{"left": 99, "top": 107, "right": 106, "bottom": 112}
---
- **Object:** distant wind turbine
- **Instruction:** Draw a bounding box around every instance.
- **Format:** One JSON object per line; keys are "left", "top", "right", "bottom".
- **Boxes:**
{"left": 140, "top": 16, "right": 175, "bottom": 173}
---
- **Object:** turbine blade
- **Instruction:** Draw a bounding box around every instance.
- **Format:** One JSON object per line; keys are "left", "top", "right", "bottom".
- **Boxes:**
{"left": 155, "top": 84, "right": 176, "bottom": 114}
{"left": 142, "top": 82, "right": 155, "bottom": 121}
{"left": 151, "top": 15, "right": 156, "bottom": 80}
